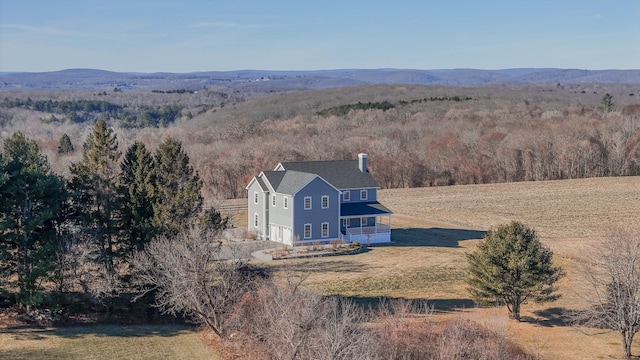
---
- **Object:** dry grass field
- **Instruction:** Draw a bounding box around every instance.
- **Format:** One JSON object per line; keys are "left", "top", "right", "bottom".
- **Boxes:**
{"left": 0, "top": 324, "right": 218, "bottom": 360}
{"left": 261, "top": 176, "right": 640, "bottom": 359}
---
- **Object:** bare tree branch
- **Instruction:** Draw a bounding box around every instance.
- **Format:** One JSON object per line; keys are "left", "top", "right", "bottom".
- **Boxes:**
{"left": 131, "top": 226, "right": 258, "bottom": 337}
{"left": 574, "top": 227, "right": 640, "bottom": 358}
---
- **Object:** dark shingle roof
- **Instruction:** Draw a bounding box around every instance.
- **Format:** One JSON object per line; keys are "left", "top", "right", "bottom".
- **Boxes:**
{"left": 278, "top": 159, "right": 379, "bottom": 189}
{"left": 254, "top": 175, "right": 268, "bottom": 191}
{"left": 262, "top": 170, "right": 319, "bottom": 195}
{"left": 261, "top": 171, "right": 285, "bottom": 191}
{"left": 340, "top": 201, "right": 392, "bottom": 217}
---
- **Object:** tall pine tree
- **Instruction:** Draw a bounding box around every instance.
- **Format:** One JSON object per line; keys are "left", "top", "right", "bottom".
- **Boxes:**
{"left": 57, "top": 133, "right": 74, "bottom": 154}
{"left": 153, "top": 137, "right": 203, "bottom": 236}
{"left": 117, "top": 142, "right": 157, "bottom": 256}
{"left": 0, "top": 132, "right": 65, "bottom": 308}
{"left": 69, "top": 120, "right": 121, "bottom": 275}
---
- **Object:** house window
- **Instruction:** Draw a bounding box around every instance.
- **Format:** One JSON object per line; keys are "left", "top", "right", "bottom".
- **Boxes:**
{"left": 321, "top": 195, "right": 329, "bottom": 209}
{"left": 361, "top": 217, "right": 367, "bottom": 226}
{"left": 360, "top": 190, "right": 368, "bottom": 200}
{"left": 342, "top": 218, "right": 348, "bottom": 227}
{"left": 254, "top": 192, "right": 259, "bottom": 204}
{"left": 304, "top": 196, "right": 312, "bottom": 210}
{"left": 343, "top": 191, "right": 350, "bottom": 201}
{"left": 322, "top": 222, "right": 329, "bottom": 238}
{"left": 283, "top": 197, "right": 288, "bottom": 209}
{"left": 254, "top": 213, "right": 259, "bottom": 228}
{"left": 272, "top": 194, "right": 276, "bottom": 207}
{"left": 304, "top": 224, "right": 312, "bottom": 239}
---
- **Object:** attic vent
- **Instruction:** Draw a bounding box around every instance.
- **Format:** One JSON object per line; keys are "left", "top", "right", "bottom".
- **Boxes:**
{"left": 358, "top": 153, "right": 368, "bottom": 172}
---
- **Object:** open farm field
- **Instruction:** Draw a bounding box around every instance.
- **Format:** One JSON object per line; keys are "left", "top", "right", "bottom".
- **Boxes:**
{"left": 264, "top": 176, "right": 640, "bottom": 359}
{"left": 0, "top": 324, "right": 217, "bottom": 360}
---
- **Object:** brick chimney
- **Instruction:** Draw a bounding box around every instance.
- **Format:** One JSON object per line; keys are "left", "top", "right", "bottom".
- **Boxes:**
{"left": 358, "top": 153, "right": 368, "bottom": 172}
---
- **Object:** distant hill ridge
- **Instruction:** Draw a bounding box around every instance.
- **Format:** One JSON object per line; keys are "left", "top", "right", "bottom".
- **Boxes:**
{"left": 2, "top": 68, "right": 640, "bottom": 90}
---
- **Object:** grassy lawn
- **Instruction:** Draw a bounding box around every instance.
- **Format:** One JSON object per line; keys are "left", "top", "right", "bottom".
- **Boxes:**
{"left": 0, "top": 324, "right": 217, "bottom": 360}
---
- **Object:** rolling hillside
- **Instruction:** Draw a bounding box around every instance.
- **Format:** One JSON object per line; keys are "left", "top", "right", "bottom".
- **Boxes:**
{"left": 2, "top": 68, "right": 640, "bottom": 91}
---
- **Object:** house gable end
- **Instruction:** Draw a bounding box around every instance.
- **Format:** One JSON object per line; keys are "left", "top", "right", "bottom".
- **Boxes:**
{"left": 258, "top": 172, "right": 277, "bottom": 194}
{"left": 292, "top": 174, "right": 340, "bottom": 196}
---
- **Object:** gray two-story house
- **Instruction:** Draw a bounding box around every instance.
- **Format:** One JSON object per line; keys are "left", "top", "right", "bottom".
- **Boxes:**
{"left": 246, "top": 153, "right": 391, "bottom": 246}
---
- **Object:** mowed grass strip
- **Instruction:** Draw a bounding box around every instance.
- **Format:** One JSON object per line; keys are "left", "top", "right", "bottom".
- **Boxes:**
{"left": 313, "top": 266, "right": 467, "bottom": 298}
{"left": 0, "top": 324, "right": 218, "bottom": 360}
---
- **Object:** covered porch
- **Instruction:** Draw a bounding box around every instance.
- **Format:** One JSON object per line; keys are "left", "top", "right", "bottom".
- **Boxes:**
{"left": 340, "top": 202, "right": 392, "bottom": 244}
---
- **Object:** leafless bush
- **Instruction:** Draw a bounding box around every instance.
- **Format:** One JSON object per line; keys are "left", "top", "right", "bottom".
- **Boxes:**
{"left": 56, "top": 232, "right": 122, "bottom": 305}
{"left": 226, "top": 283, "right": 534, "bottom": 360}
{"left": 229, "top": 275, "right": 374, "bottom": 360}
{"left": 435, "top": 318, "right": 534, "bottom": 360}
{"left": 131, "top": 226, "right": 259, "bottom": 337}
{"left": 370, "top": 299, "right": 438, "bottom": 359}
{"left": 370, "top": 299, "right": 534, "bottom": 360}
{"left": 573, "top": 227, "right": 640, "bottom": 358}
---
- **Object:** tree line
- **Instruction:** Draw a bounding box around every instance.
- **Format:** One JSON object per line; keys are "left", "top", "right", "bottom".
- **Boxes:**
{"left": 1, "top": 98, "right": 183, "bottom": 128}
{"left": 0, "top": 120, "right": 225, "bottom": 310}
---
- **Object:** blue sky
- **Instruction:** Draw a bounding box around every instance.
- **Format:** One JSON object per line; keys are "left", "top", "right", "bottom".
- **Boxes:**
{"left": 1, "top": 0, "right": 639, "bottom": 72}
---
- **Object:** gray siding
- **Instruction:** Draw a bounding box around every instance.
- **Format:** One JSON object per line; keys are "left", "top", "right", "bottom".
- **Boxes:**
{"left": 246, "top": 180, "right": 268, "bottom": 239}
{"left": 269, "top": 192, "right": 293, "bottom": 229}
{"left": 292, "top": 177, "right": 340, "bottom": 242}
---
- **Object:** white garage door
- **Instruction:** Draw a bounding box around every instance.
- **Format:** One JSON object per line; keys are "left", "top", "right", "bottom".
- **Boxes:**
{"left": 283, "top": 228, "right": 292, "bottom": 246}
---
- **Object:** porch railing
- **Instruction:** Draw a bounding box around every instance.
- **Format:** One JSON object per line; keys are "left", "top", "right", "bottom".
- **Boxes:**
{"left": 345, "top": 224, "right": 390, "bottom": 236}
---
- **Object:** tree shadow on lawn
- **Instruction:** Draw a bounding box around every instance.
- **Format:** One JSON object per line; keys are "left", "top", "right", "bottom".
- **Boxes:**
{"left": 375, "top": 228, "right": 486, "bottom": 248}
{"left": 524, "top": 307, "right": 574, "bottom": 327}
{"left": 344, "top": 295, "right": 476, "bottom": 314}
{"left": 0, "top": 323, "right": 197, "bottom": 341}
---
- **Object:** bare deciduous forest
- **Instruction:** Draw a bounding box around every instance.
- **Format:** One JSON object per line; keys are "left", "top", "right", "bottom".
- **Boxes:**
{"left": 2, "top": 82, "right": 640, "bottom": 204}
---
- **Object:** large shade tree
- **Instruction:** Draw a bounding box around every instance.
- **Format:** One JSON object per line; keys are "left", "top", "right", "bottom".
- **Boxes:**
{"left": 466, "top": 221, "right": 565, "bottom": 320}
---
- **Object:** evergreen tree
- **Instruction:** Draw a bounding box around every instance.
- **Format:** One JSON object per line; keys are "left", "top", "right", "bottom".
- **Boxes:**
{"left": 117, "top": 142, "right": 157, "bottom": 256}
{"left": 57, "top": 133, "right": 74, "bottom": 154}
{"left": 0, "top": 132, "right": 65, "bottom": 307}
{"left": 198, "top": 208, "right": 230, "bottom": 234}
{"left": 601, "top": 93, "right": 615, "bottom": 113}
{"left": 69, "top": 120, "right": 121, "bottom": 275}
{"left": 153, "top": 137, "right": 203, "bottom": 236}
{"left": 466, "top": 221, "right": 565, "bottom": 320}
